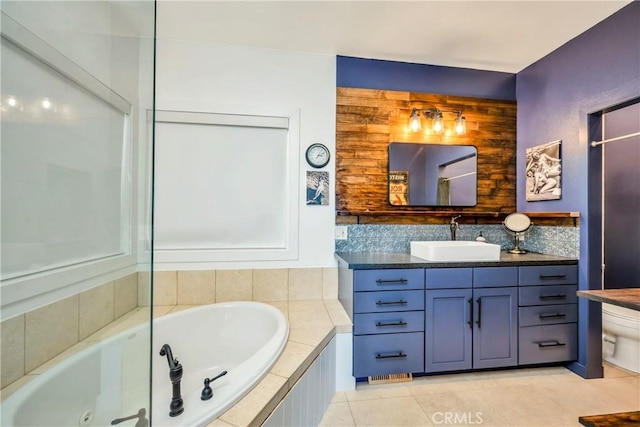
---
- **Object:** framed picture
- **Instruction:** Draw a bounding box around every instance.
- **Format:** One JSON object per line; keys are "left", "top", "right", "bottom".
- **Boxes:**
{"left": 389, "top": 170, "right": 409, "bottom": 205}
{"left": 306, "top": 171, "right": 329, "bottom": 205}
{"left": 525, "top": 140, "right": 562, "bottom": 201}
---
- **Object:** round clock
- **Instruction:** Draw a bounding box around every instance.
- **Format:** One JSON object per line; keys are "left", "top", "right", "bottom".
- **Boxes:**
{"left": 305, "top": 143, "right": 330, "bottom": 168}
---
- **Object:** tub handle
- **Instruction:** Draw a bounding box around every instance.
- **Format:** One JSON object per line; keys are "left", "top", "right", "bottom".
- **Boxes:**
{"left": 201, "top": 370, "right": 228, "bottom": 401}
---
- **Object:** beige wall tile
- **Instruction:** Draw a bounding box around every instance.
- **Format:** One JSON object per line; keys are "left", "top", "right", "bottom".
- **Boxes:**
{"left": 177, "top": 270, "right": 216, "bottom": 305}
{"left": 253, "top": 269, "right": 288, "bottom": 302}
{"left": 216, "top": 269, "right": 253, "bottom": 302}
{"left": 288, "top": 268, "right": 323, "bottom": 300}
{"left": 153, "top": 271, "right": 177, "bottom": 306}
{"left": 138, "top": 271, "right": 151, "bottom": 307}
{"left": 115, "top": 273, "right": 138, "bottom": 318}
{"left": 1, "top": 315, "right": 25, "bottom": 389}
{"left": 25, "top": 296, "right": 79, "bottom": 373}
{"left": 79, "top": 282, "right": 115, "bottom": 340}
{"left": 323, "top": 267, "right": 339, "bottom": 299}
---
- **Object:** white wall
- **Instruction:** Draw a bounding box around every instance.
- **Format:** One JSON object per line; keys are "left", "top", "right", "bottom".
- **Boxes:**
{"left": 155, "top": 39, "right": 337, "bottom": 269}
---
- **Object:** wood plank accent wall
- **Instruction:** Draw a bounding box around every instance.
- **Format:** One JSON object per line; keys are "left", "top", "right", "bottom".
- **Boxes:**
{"left": 336, "top": 87, "right": 517, "bottom": 223}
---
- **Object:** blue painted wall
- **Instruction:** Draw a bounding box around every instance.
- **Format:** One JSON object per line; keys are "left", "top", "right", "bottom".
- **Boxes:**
{"left": 337, "top": 56, "right": 516, "bottom": 100}
{"left": 516, "top": 1, "right": 640, "bottom": 378}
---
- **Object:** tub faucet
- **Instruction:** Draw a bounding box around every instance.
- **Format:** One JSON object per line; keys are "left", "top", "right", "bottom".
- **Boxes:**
{"left": 201, "top": 370, "right": 228, "bottom": 401}
{"left": 450, "top": 215, "right": 461, "bottom": 240}
{"left": 159, "top": 344, "right": 184, "bottom": 417}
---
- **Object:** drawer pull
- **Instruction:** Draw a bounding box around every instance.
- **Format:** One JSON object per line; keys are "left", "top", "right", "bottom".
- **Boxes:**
{"left": 538, "top": 340, "right": 566, "bottom": 348}
{"left": 375, "top": 321, "right": 408, "bottom": 327}
{"left": 375, "top": 352, "right": 407, "bottom": 360}
{"left": 375, "top": 300, "right": 408, "bottom": 306}
{"left": 476, "top": 297, "right": 482, "bottom": 329}
{"left": 539, "top": 274, "right": 567, "bottom": 280}
{"left": 539, "top": 313, "right": 567, "bottom": 320}
{"left": 467, "top": 298, "right": 473, "bottom": 329}
{"left": 539, "top": 294, "right": 567, "bottom": 300}
{"left": 375, "top": 278, "right": 408, "bottom": 285}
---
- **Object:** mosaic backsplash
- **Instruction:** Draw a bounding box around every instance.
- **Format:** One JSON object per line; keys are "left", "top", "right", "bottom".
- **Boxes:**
{"left": 335, "top": 224, "right": 579, "bottom": 259}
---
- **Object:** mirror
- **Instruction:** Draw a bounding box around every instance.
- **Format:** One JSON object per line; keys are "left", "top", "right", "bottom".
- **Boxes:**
{"left": 388, "top": 142, "right": 477, "bottom": 206}
{"left": 503, "top": 213, "right": 532, "bottom": 254}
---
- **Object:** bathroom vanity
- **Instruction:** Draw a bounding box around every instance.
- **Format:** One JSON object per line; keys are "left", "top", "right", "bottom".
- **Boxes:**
{"left": 336, "top": 251, "right": 578, "bottom": 379}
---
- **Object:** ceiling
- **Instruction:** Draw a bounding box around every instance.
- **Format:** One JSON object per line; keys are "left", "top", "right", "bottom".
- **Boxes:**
{"left": 155, "top": 0, "right": 633, "bottom": 73}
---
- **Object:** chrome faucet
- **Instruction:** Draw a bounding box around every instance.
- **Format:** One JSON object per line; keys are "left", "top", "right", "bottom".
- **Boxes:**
{"left": 450, "top": 215, "right": 461, "bottom": 240}
{"left": 159, "top": 344, "right": 184, "bottom": 417}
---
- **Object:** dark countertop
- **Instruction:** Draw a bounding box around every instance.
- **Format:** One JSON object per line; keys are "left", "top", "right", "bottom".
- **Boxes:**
{"left": 577, "top": 289, "right": 640, "bottom": 311}
{"left": 335, "top": 251, "right": 578, "bottom": 269}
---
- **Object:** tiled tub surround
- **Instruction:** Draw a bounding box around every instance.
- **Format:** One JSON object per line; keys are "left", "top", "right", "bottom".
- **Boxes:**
{"left": 1, "top": 267, "right": 350, "bottom": 426}
{"left": 0, "top": 273, "right": 139, "bottom": 390}
{"left": 1, "top": 267, "right": 338, "bottom": 392}
{"left": 335, "top": 223, "right": 579, "bottom": 259}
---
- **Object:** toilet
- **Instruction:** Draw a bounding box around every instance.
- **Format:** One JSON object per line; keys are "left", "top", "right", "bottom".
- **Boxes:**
{"left": 602, "top": 303, "right": 640, "bottom": 373}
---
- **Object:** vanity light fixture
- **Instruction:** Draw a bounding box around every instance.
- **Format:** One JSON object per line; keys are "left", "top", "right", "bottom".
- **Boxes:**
{"left": 410, "top": 108, "right": 466, "bottom": 135}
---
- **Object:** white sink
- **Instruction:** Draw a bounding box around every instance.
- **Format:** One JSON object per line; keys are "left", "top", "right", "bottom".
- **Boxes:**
{"left": 410, "top": 241, "right": 501, "bottom": 262}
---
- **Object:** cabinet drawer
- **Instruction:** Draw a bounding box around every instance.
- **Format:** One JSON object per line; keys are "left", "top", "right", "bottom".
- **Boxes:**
{"left": 425, "top": 268, "right": 472, "bottom": 289}
{"left": 354, "top": 290, "right": 424, "bottom": 313}
{"left": 354, "top": 332, "right": 424, "bottom": 377}
{"left": 519, "top": 265, "right": 577, "bottom": 286}
{"left": 519, "top": 285, "right": 577, "bottom": 306}
{"left": 354, "top": 269, "right": 424, "bottom": 292}
{"left": 354, "top": 311, "right": 424, "bottom": 335}
{"left": 473, "top": 267, "right": 518, "bottom": 288}
{"left": 519, "top": 304, "right": 578, "bottom": 327}
{"left": 519, "top": 323, "right": 577, "bottom": 365}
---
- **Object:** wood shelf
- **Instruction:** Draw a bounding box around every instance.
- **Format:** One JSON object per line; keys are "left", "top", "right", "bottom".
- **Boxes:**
{"left": 335, "top": 210, "right": 579, "bottom": 226}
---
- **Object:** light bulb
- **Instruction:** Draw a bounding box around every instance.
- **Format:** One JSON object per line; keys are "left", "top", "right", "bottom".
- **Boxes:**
{"left": 432, "top": 113, "right": 444, "bottom": 134}
{"left": 41, "top": 98, "right": 51, "bottom": 109}
{"left": 409, "top": 110, "right": 421, "bottom": 132}
{"left": 7, "top": 96, "right": 17, "bottom": 107}
{"left": 455, "top": 114, "right": 466, "bottom": 135}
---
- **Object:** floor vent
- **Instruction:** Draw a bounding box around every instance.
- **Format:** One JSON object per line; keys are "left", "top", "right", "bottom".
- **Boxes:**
{"left": 367, "top": 373, "right": 413, "bottom": 385}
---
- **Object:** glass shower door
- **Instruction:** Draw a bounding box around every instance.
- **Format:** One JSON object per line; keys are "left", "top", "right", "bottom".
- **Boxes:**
{"left": 0, "top": 1, "right": 155, "bottom": 425}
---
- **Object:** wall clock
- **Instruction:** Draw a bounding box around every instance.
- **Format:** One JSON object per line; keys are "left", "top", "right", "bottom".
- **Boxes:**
{"left": 305, "top": 143, "right": 330, "bottom": 168}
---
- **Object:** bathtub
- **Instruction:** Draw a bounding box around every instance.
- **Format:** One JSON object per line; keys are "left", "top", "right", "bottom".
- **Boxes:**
{"left": 1, "top": 301, "right": 289, "bottom": 427}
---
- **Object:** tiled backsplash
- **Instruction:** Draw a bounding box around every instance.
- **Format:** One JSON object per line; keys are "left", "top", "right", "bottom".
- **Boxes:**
{"left": 335, "top": 224, "right": 579, "bottom": 259}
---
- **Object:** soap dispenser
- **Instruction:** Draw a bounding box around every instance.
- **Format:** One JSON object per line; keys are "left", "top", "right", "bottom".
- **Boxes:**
{"left": 475, "top": 232, "right": 486, "bottom": 242}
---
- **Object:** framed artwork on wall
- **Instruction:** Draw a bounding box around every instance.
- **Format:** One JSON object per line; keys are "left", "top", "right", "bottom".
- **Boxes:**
{"left": 306, "top": 171, "right": 329, "bottom": 205}
{"left": 525, "top": 140, "right": 562, "bottom": 201}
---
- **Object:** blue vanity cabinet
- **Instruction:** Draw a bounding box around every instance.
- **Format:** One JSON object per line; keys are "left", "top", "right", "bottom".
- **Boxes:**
{"left": 352, "top": 269, "right": 425, "bottom": 378}
{"left": 425, "top": 267, "right": 518, "bottom": 373}
{"left": 518, "top": 265, "right": 578, "bottom": 365}
{"left": 425, "top": 287, "right": 473, "bottom": 372}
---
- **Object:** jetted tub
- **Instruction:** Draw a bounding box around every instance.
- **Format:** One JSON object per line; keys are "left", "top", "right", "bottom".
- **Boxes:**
{"left": 1, "top": 301, "right": 289, "bottom": 427}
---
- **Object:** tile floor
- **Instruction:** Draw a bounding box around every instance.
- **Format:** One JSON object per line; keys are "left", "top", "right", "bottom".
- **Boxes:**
{"left": 319, "top": 363, "right": 640, "bottom": 427}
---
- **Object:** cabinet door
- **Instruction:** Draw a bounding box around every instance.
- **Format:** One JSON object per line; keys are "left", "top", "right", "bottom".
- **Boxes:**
{"left": 425, "top": 288, "right": 473, "bottom": 372}
{"left": 472, "top": 287, "right": 518, "bottom": 369}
